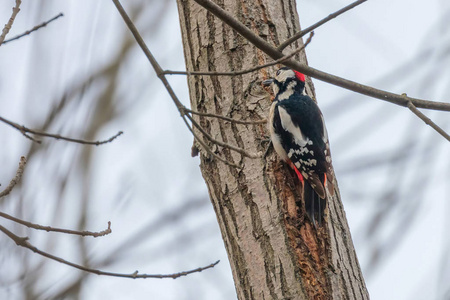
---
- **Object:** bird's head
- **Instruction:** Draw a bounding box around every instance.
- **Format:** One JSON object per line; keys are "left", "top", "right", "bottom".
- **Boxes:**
{"left": 263, "top": 67, "right": 306, "bottom": 98}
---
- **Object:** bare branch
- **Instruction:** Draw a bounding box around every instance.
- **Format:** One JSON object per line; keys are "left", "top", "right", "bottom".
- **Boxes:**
{"left": 191, "top": 0, "right": 450, "bottom": 140}
{"left": 192, "top": 0, "right": 450, "bottom": 113}
{"left": 111, "top": 0, "right": 184, "bottom": 110}
{"left": 277, "top": 0, "right": 367, "bottom": 51}
{"left": 0, "top": 0, "right": 21, "bottom": 45}
{"left": 185, "top": 114, "right": 260, "bottom": 158}
{"left": 186, "top": 108, "right": 266, "bottom": 125}
{"left": 181, "top": 116, "right": 243, "bottom": 168}
{"left": 405, "top": 97, "right": 450, "bottom": 142}
{"left": 112, "top": 0, "right": 254, "bottom": 166}
{"left": 20, "top": 131, "right": 42, "bottom": 143}
{"left": 0, "top": 156, "right": 26, "bottom": 198}
{"left": 0, "top": 211, "right": 112, "bottom": 237}
{"left": 0, "top": 115, "right": 123, "bottom": 145}
{"left": 163, "top": 32, "right": 314, "bottom": 77}
{"left": 0, "top": 224, "right": 219, "bottom": 279}
{"left": 2, "top": 13, "right": 64, "bottom": 45}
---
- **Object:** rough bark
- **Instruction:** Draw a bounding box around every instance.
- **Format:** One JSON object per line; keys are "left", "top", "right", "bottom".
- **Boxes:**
{"left": 176, "top": 0, "right": 369, "bottom": 299}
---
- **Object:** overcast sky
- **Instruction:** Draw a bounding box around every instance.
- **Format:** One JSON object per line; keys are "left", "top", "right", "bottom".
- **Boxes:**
{"left": 0, "top": 0, "right": 449, "bottom": 299}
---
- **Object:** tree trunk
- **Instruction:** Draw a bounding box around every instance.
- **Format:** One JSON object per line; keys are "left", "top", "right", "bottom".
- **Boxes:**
{"left": 176, "top": 0, "right": 369, "bottom": 299}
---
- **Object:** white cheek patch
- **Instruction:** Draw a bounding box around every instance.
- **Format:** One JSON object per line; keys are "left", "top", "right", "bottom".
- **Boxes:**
{"left": 278, "top": 106, "right": 308, "bottom": 147}
{"left": 277, "top": 81, "right": 296, "bottom": 100}
{"left": 275, "top": 69, "right": 295, "bottom": 82}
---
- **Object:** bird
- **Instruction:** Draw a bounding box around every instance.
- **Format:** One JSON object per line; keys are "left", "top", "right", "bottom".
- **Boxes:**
{"left": 263, "top": 67, "right": 334, "bottom": 226}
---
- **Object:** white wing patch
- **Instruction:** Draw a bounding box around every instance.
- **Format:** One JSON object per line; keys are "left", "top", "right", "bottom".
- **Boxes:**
{"left": 320, "top": 114, "right": 328, "bottom": 143}
{"left": 301, "top": 158, "right": 317, "bottom": 167}
{"left": 278, "top": 106, "right": 309, "bottom": 147}
{"left": 288, "top": 148, "right": 309, "bottom": 157}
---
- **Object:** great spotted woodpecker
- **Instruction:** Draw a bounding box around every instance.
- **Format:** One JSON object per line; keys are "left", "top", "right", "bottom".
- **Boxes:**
{"left": 263, "top": 67, "right": 334, "bottom": 226}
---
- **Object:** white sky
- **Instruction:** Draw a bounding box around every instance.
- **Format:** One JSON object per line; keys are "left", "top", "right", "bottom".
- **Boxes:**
{"left": 0, "top": 0, "right": 449, "bottom": 299}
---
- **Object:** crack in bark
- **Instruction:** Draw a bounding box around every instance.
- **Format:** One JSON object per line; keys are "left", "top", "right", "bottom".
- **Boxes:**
{"left": 287, "top": 0, "right": 298, "bottom": 41}
{"left": 179, "top": 0, "right": 197, "bottom": 74}
{"left": 205, "top": 162, "right": 250, "bottom": 299}
{"left": 332, "top": 196, "right": 368, "bottom": 299}
{"left": 249, "top": 201, "right": 278, "bottom": 300}
{"left": 278, "top": 259, "right": 296, "bottom": 299}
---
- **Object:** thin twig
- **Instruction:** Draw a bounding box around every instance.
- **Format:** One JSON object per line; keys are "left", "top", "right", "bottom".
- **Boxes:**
{"left": 0, "top": 0, "right": 21, "bottom": 45}
{"left": 185, "top": 114, "right": 260, "bottom": 158}
{"left": 192, "top": 0, "right": 450, "bottom": 112}
{"left": 181, "top": 116, "right": 243, "bottom": 168}
{"left": 163, "top": 32, "right": 314, "bottom": 77}
{"left": 112, "top": 0, "right": 252, "bottom": 167}
{"left": 111, "top": 0, "right": 184, "bottom": 111}
{"left": 0, "top": 224, "right": 219, "bottom": 279}
{"left": 186, "top": 108, "right": 266, "bottom": 125}
{"left": 192, "top": 0, "right": 450, "bottom": 141}
{"left": 0, "top": 116, "right": 123, "bottom": 145}
{"left": 0, "top": 212, "right": 112, "bottom": 237}
{"left": 0, "top": 156, "right": 26, "bottom": 198}
{"left": 277, "top": 0, "right": 367, "bottom": 51}
{"left": 20, "top": 131, "right": 42, "bottom": 143}
{"left": 405, "top": 98, "right": 450, "bottom": 142}
{"left": 2, "top": 13, "right": 64, "bottom": 45}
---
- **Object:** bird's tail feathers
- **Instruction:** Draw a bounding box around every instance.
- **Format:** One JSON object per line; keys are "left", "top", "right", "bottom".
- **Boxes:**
{"left": 303, "top": 181, "right": 326, "bottom": 227}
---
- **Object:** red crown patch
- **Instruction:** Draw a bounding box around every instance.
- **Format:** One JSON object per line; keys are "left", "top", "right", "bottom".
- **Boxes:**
{"left": 294, "top": 71, "right": 305, "bottom": 82}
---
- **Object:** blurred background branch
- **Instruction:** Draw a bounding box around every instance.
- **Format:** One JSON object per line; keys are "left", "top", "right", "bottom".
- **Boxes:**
{"left": 0, "top": 0, "right": 21, "bottom": 44}
{"left": 0, "top": 0, "right": 448, "bottom": 299}
{"left": 1, "top": 12, "right": 63, "bottom": 45}
{"left": 0, "top": 115, "right": 123, "bottom": 144}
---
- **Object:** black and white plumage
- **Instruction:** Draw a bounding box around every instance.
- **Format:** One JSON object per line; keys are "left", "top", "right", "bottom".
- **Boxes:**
{"left": 263, "top": 67, "right": 334, "bottom": 226}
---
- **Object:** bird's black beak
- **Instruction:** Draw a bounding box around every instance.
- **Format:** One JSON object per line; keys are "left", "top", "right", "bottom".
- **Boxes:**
{"left": 262, "top": 78, "right": 274, "bottom": 86}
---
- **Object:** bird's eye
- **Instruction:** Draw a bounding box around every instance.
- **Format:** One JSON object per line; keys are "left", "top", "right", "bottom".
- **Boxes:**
{"left": 276, "top": 69, "right": 281, "bottom": 76}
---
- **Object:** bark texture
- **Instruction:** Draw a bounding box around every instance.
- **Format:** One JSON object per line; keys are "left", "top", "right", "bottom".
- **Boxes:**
{"left": 176, "top": 0, "right": 369, "bottom": 299}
